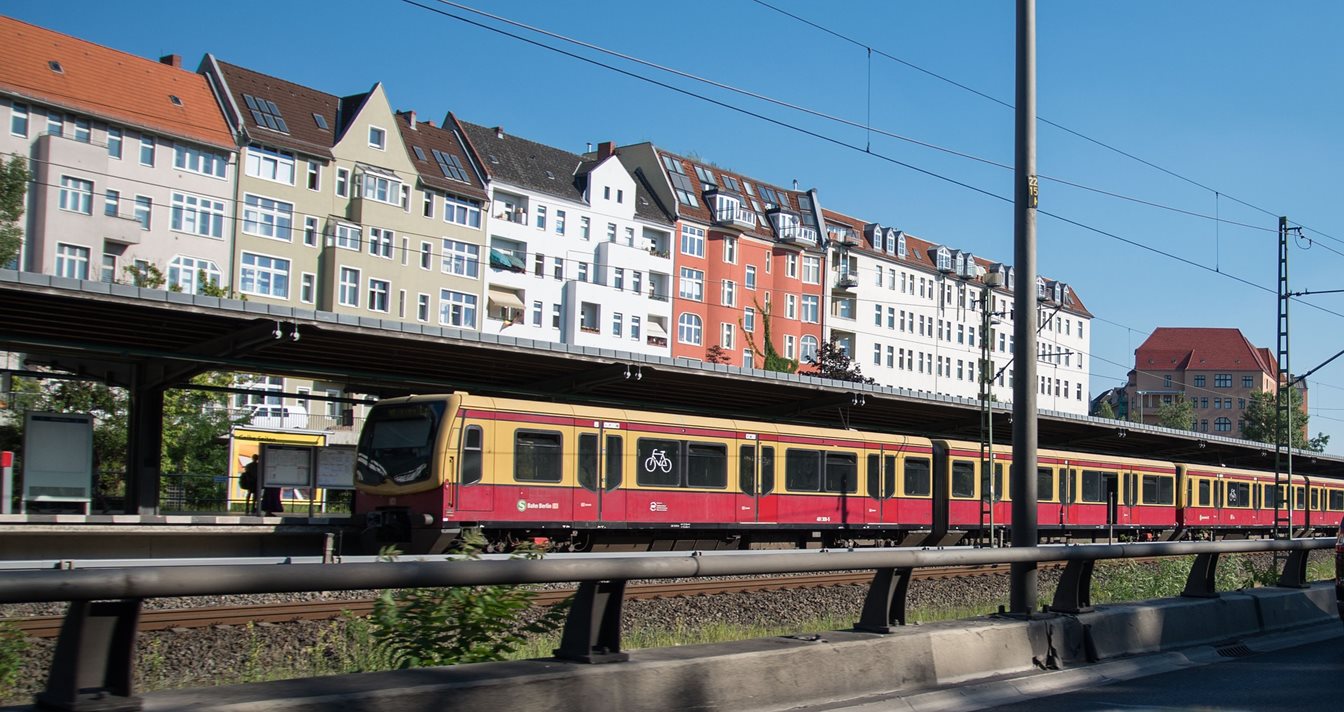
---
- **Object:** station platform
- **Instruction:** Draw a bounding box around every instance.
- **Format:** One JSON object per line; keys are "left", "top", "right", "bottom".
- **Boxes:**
{"left": 0, "top": 514, "right": 351, "bottom": 561}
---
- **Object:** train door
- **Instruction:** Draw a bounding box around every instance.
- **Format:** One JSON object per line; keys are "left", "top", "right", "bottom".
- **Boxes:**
{"left": 736, "top": 437, "right": 777, "bottom": 524}
{"left": 573, "top": 423, "right": 625, "bottom": 524}
{"left": 864, "top": 449, "right": 897, "bottom": 525}
{"left": 455, "top": 421, "right": 490, "bottom": 512}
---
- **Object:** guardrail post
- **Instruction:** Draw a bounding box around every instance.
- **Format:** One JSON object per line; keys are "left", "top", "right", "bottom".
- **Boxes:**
{"left": 1275, "top": 549, "right": 1310, "bottom": 589}
{"left": 553, "top": 580, "right": 629, "bottom": 663}
{"left": 1047, "top": 559, "right": 1095, "bottom": 613}
{"left": 854, "top": 567, "right": 913, "bottom": 633}
{"left": 35, "top": 598, "right": 143, "bottom": 712}
{"left": 1181, "top": 552, "right": 1221, "bottom": 598}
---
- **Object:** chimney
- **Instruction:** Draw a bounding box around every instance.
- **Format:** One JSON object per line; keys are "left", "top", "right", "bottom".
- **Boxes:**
{"left": 586, "top": 142, "right": 593, "bottom": 153}
{"left": 596, "top": 141, "right": 615, "bottom": 160}
{"left": 427, "top": 119, "right": 436, "bottom": 127}
{"left": 792, "top": 179, "right": 799, "bottom": 190}
{"left": 407, "top": 110, "right": 417, "bottom": 129}
{"left": 159, "top": 54, "right": 182, "bottom": 68}
{"left": 494, "top": 126, "right": 504, "bottom": 140}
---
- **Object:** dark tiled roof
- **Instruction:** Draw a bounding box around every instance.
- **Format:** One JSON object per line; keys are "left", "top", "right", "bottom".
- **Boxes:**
{"left": 0, "top": 16, "right": 233, "bottom": 149}
{"left": 211, "top": 58, "right": 339, "bottom": 159}
{"left": 457, "top": 119, "right": 587, "bottom": 203}
{"left": 655, "top": 149, "right": 808, "bottom": 241}
{"left": 393, "top": 111, "right": 487, "bottom": 201}
{"left": 1136, "top": 328, "right": 1276, "bottom": 375}
{"left": 821, "top": 207, "right": 1094, "bottom": 318}
{"left": 628, "top": 165, "right": 675, "bottom": 226}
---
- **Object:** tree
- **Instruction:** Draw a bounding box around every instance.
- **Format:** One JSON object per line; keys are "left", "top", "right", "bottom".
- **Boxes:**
{"left": 740, "top": 300, "right": 797, "bottom": 374}
{"left": 1096, "top": 401, "right": 1117, "bottom": 420}
{"left": 802, "top": 339, "right": 875, "bottom": 384}
{"left": 0, "top": 156, "right": 29, "bottom": 267}
{"left": 1155, "top": 397, "right": 1195, "bottom": 431}
{"left": 1242, "top": 388, "right": 1325, "bottom": 451}
{"left": 705, "top": 345, "right": 731, "bottom": 365}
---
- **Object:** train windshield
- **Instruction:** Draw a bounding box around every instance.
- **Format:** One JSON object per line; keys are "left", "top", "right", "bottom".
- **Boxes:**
{"left": 356, "top": 401, "right": 445, "bottom": 487}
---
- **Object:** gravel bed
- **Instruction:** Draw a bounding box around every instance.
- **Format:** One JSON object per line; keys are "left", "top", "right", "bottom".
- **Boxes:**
{"left": 0, "top": 553, "right": 1305, "bottom": 704}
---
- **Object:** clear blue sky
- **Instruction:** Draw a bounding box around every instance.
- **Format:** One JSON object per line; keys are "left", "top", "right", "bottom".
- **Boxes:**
{"left": 9, "top": 1, "right": 1344, "bottom": 452}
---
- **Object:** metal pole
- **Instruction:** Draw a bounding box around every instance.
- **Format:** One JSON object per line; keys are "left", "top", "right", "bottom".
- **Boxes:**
{"left": 1011, "top": 0, "right": 1039, "bottom": 616}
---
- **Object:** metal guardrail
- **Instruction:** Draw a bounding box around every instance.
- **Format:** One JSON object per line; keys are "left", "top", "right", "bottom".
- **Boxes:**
{"left": 4, "top": 537, "right": 1332, "bottom": 712}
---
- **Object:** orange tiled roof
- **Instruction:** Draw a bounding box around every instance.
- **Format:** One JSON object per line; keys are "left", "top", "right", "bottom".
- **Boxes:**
{"left": 0, "top": 15, "right": 233, "bottom": 150}
{"left": 1136, "top": 327, "right": 1275, "bottom": 375}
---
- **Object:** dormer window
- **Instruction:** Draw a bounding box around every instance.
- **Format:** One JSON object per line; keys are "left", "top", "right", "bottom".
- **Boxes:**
{"left": 962, "top": 252, "right": 977, "bottom": 277}
{"left": 1036, "top": 276, "right": 1048, "bottom": 300}
{"left": 694, "top": 165, "right": 717, "bottom": 186}
{"left": 1052, "top": 281, "right": 1064, "bottom": 302}
{"left": 893, "top": 229, "right": 906, "bottom": 257}
{"left": 954, "top": 252, "right": 966, "bottom": 276}
{"left": 934, "top": 246, "right": 952, "bottom": 272}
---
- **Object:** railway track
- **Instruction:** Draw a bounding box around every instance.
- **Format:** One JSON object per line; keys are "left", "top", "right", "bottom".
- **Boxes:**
{"left": 6, "top": 563, "right": 1032, "bottom": 638}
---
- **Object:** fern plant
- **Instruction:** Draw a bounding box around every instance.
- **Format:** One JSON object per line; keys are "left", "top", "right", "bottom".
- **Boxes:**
{"left": 369, "top": 531, "right": 570, "bottom": 668}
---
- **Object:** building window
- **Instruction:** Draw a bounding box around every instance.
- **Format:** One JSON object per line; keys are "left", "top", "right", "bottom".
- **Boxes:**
{"left": 170, "top": 193, "right": 226, "bottom": 238}
{"left": 677, "top": 313, "right": 703, "bottom": 345}
{"left": 139, "top": 134, "right": 155, "bottom": 166}
{"left": 555, "top": 210, "right": 566, "bottom": 235}
{"left": 612, "top": 267, "right": 626, "bottom": 291}
{"left": 306, "top": 160, "right": 321, "bottom": 190}
{"left": 368, "top": 279, "right": 390, "bottom": 313}
{"left": 242, "top": 194, "right": 293, "bottom": 240}
{"left": 361, "top": 173, "right": 402, "bottom": 205}
{"left": 801, "top": 255, "right": 821, "bottom": 284}
{"left": 443, "top": 195, "right": 482, "bottom": 228}
{"left": 239, "top": 252, "right": 290, "bottom": 298}
{"left": 167, "top": 256, "right": 221, "bottom": 293}
{"left": 47, "top": 111, "right": 63, "bottom": 137}
{"left": 9, "top": 102, "right": 27, "bottom": 137}
{"left": 106, "top": 126, "right": 121, "bottom": 158}
{"left": 722, "top": 280, "right": 736, "bottom": 307}
{"left": 723, "top": 237, "right": 737, "bottom": 263}
{"left": 784, "top": 335, "right": 796, "bottom": 360}
{"left": 54, "top": 243, "right": 90, "bottom": 280}
{"left": 744, "top": 307, "right": 755, "bottom": 333}
{"left": 1214, "top": 417, "right": 1232, "bottom": 432}
{"left": 1193, "top": 375, "right": 1205, "bottom": 387}
{"left": 417, "top": 293, "right": 430, "bottom": 322}
{"left": 786, "top": 294, "right": 797, "bottom": 320}
{"left": 786, "top": 253, "right": 798, "bottom": 278}
{"left": 134, "top": 196, "right": 152, "bottom": 230}
{"left": 338, "top": 268, "right": 360, "bottom": 307}
{"left": 631, "top": 316, "right": 641, "bottom": 340}
{"left": 173, "top": 144, "right": 227, "bottom": 178}
{"left": 104, "top": 189, "right": 120, "bottom": 217}
{"left": 421, "top": 190, "right": 435, "bottom": 219}
{"left": 552, "top": 303, "right": 562, "bottom": 328}
{"left": 580, "top": 216, "right": 591, "bottom": 240}
{"left": 334, "top": 223, "right": 361, "bottom": 250}
{"left": 801, "top": 294, "right": 819, "bottom": 323}
{"left": 300, "top": 273, "right": 315, "bottom": 304}
{"left": 721, "top": 322, "right": 735, "bottom": 350}
{"left": 335, "top": 167, "right": 349, "bottom": 197}
{"left": 801, "top": 335, "right": 818, "bottom": 362}
{"left": 304, "top": 217, "right": 319, "bottom": 246}
{"left": 607, "top": 222, "right": 617, "bottom": 242}
{"left": 1242, "top": 375, "right": 1254, "bottom": 388}
{"left": 1214, "top": 373, "right": 1232, "bottom": 388}
{"left": 613, "top": 312, "right": 624, "bottom": 338}
{"left": 679, "top": 267, "right": 704, "bottom": 300}
{"left": 71, "top": 117, "right": 91, "bottom": 143}
{"left": 745, "top": 265, "right": 757, "bottom": 290}
{"left": 1163, "top": 374, "right": 1172, "bottom": 387}
{"left": 368, "top": 125, "right": 386, "bottom": 149}
{"left": 439, "top": 289, "right": 478, "bottom": 328}
{"left": 59, "top": 176, "right": 93, "bottom": 214}
{"left": 419, "top": 241, "right": 433, "bottom": 270}
{"left": 368, "top": 227, "right": 394, "bottom": 258}
{"left": 680, "top": 224, "right": 705, "bottom": 257}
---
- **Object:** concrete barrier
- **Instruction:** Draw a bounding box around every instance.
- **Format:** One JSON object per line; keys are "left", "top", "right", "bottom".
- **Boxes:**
{"left": 33, "top": 582, "right": 1341, "bottom": 712}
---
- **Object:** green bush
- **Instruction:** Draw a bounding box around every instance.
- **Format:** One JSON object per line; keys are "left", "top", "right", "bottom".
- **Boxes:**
{"left": 0, "top": 622, "right": 28, "bottom": 696}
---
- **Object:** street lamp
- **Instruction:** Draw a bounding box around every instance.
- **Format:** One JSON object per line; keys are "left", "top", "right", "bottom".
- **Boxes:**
{"left": 979, "top": 270, "right": 1005, "bottom": 546}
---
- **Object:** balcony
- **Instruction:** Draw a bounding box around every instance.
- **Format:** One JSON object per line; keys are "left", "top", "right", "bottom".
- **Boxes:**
{"left": 99, "top": 211, "right": 145, "bottom": 245}
{"left": 648, "top": 288, "right": 669, "bottom": 302}
{"left": 713, "top": 202, "right": 757, "bottom": 230}
{"left": 777, "top": 224, "right": 818, "bottom": 245}
{"left": 646, "top": 335, "right": 668, "bottom": 348}
{"left": 832, "top": 272, "right": 858, "bottom": 291}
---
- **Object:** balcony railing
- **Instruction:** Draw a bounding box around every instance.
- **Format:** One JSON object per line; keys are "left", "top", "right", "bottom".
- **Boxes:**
{"left": 833, "top": 273, "right": 858, "bottom": 290}
{"left": 713, "top": 203, "right": 757, "bottom": 229}
{"left": 579, "top": 325, "right": 600, "bottom": 334}
{"left": 778, "top": 224, "right": 819, "bottom": 244}
{"left": 648, "top": 289, "right": 669, "bottom": 302}
{"left": 646, "top": 335, "right": 668, "bottom": 347}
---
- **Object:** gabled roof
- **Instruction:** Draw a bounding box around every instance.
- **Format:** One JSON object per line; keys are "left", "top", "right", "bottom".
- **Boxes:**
{"left": 208, "top": 57, "right": 339, "bottom": 159}
{"left": 1136, "top": 328, "right": 1277, "bottom": 376}
{"left": 820, "top": 207, "right": 1094, "bottom": 318}
{"left": 0, "top": 16, "right": 232, "bottom": 150}
{"left": 393, "top": 111, "right": 488, "bottom": 201}
{"left": 656, "top": 149, "right": 808, "bottom": 241}
{"left": 456, "top": 119, "right": 588, "bottom": 203}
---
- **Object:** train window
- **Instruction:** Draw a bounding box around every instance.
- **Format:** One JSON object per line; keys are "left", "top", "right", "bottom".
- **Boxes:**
{"left": 460, "top": 425, "right": 483, "bottom": 485}
{"left": 578, "top": 434, "right": 598, "bottom": 491}
{"left": 1198, "top": 480, "right": 1211, "bottom": 507}
{"left": 1080, "top": 471, "right": 1107, "bottom": 503}
{"left": 1294, "top": 487, "right": 1306, "bottom": 509}
{"left": 605, "top": 435, "right": 623, "bottom": 491}
{"left": 824, "top": 452, "right": 858, "bottom": 493}
{"left": 357, "top": 401, "right": 444, "bottom": 487}
{"left": 1227, "top": 481, "right": 1250, "bottom": 508}
{"left": 761, "top": 447, "right": 775, "bottom": 495}
{"left": 1065, "top": 468, "right": 1077, "bottom": 503}
{"left": 904, "top": 457, "right": 931, "bottom": 497}
{"left": 983, "top": 464, "right": 1005, "bottom": 502}
{"left": 785, "top": 449, "right": 822, "bottom": 492}
{"left": 1310, "top": 489, "right": 1319, "bottom": 510}
{"left": 1141, "top": 475, "right": 1174, "bottom": 505}
{"left": 866, "top": 454, "right": 879, "bottom": 499}
{"left": 951, "top": 460, "right": 976, "bottom": 499}
{"left": 1330, "top": 490, "right": 1344, "bottom": 511}
{"left": 637, "top": 438, "right": 682, "bottom": 487}
{"left": 687, "top": 443, "right": 727, "bottom": 488}
{"left": 514, "top": 430, "right": 563, "bottom": 483}
{"left": 742, "top": 446, "right": 758, "bottom": 495}
{"left": 1037, "top": 467, "right": 1054, "bottom": 503}
{"left": 866, "top": 454, "right": 896, "bottom": 500}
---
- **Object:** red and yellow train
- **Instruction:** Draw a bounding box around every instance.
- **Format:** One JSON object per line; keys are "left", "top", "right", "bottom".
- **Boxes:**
{"left": 353, "top": 393, "right": 1344, "bottom": 553}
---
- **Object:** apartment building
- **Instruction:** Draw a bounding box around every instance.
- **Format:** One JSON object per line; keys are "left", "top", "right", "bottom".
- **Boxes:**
{"left": 454, "top": 122, "right": 676, "bottom": 353}
{"left": 1126, "top": 327, "right": 1297, "bottom": 434}
{"left": 0, "top": 17, "right": 236, "bottom": 289}
{"left": 616, "top": 144, "right": 827, "bottom": 368}
{"left": 823, "top": 208, "right": 1092, "bottom": 414}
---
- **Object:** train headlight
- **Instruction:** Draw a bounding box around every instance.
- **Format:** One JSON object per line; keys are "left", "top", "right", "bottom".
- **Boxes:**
{"left": 392, "top": 463, "right": 427, "bottom": 484}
